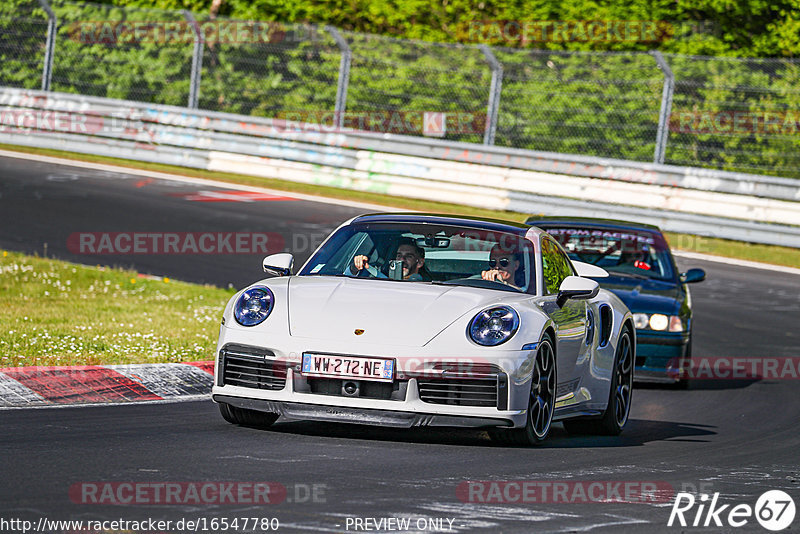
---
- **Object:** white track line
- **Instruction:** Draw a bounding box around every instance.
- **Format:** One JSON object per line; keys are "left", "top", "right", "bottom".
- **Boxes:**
{"left": 672, "top": 250, "right": 800, "bottom": 276}
{"left": 0, "top": 149, "right": 392, "bottom": 212}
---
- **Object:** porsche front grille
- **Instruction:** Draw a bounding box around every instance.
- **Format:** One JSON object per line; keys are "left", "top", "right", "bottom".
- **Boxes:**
{"left": 220, "top": 345, "right": 287, "bottom": 390}
{"left": 417, "top": 365, "right": 507, "bottom": 409}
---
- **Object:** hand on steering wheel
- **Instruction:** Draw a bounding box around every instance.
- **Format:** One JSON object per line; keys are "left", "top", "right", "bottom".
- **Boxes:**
{"left": 481, "top": 269, "right": 508, "bottom": 284}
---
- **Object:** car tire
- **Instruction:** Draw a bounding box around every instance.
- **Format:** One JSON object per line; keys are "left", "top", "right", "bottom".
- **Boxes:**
{"left": 564, "top": 328, "right": 633, "bottom": 436}
{"left": 219, "top": 402, "right": 279, "bottom": 428}
{"left": 489, "top": 335, "right": 556, "bottom": 446}
{"left": 675, "top": 335, "right": 692, "bottom": 390}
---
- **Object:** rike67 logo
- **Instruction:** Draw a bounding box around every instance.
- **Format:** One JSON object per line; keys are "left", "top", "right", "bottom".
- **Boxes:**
{"left": 668, "top": 490, "right": 796, "bottom": 531}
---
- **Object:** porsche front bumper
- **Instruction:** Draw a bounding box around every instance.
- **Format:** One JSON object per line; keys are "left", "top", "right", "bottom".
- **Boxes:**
{"left": 211, "top": 341, "right": 534, "bottom": 429}
{"left": 213, "top": 393, "right": 516, "bottom": 428}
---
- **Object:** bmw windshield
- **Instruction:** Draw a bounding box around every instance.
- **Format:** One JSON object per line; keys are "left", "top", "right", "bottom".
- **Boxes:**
{"left": 298, "top": 222, "right": 536, "bottom": 293}
{"left": 544, "top": 227, "right": 676, "bottom": 281}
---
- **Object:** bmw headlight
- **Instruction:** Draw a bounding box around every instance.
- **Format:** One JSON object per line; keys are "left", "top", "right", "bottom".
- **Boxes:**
{"left": 468, "top": 306, "right": 519, "bottom": 346}
{"left": 233, "top": 286, "right": 274, "bottom": 326}
{"left": 633, "top": 313, "right": 649, "bottom": 329}
{"left": 633, "top": 313, "right": 685, "bottom": 332}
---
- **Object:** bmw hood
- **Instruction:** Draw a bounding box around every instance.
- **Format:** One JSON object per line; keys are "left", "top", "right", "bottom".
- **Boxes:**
{"left": 287, "top": 277, "right": 515, "bottom": 347}
{"left": 596, "top": 275, "right": 682, "bottom": 315}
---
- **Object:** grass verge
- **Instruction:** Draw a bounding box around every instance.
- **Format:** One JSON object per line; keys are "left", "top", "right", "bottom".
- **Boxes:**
{"left": 2, "top": 143, "right": 799, "bottom": 268}
{"left": 0, "top": 250, "right": 234, "bottom": 367}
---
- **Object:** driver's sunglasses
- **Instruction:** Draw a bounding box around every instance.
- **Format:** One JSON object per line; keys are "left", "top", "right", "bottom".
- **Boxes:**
{"left": 488, "top": 258, "right": 510, "bottom": 268}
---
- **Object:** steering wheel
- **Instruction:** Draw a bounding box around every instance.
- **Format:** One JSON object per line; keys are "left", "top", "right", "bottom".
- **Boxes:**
{"left": 353, "top": 262, "right": 381, "bottom": 278}
{"left": 466, "top": 273, "right": 510, "bottom": 286}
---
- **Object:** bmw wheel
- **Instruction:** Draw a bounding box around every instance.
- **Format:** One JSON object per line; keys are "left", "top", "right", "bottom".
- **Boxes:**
{"left": 675, "top": 335, "right": 692, "bottom": 390}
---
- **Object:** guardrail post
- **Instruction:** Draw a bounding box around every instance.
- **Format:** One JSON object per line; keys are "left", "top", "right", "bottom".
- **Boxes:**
{"left": 183, "top": 10, "right": 203, "bottom": 109}
{"left": 652, "top": 51, "right": 674, "bottom": 165}
{"left": 479, "top": 44, "right": 503, "bottom": 145}
{"left": 37, "top": 0, "right": 56, "bottom": 91}
{"left": 326, "top": 26, "right": 351, "bottom": 129}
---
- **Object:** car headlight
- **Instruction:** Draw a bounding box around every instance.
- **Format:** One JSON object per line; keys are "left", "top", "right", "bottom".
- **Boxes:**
{"left": 668, "top": 316, "right": 683, "bottom": 332}
{"left": 233, "top": 286, "right": 274, "bottom": 326}
{"left": 649, "top": 314, "right": 669, "bottom": 331}
{"left": 633, "top": 313, "right": 649, "bottom": 329}
{"left": 633, "top": 313, "right": 685, "bottom": 332}
{"left": 468, "top": 306, "right": 519, "bottom": 346}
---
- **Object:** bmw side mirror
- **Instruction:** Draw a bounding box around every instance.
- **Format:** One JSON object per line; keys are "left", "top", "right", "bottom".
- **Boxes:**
{"left": 680, "top": 268, "right": 705, "bottom": 284}
{"left": 263, "top": 253, "right": 294, "bottom": 276}
{"left": 556, "top": 276, "right": 599, "bottom": 307}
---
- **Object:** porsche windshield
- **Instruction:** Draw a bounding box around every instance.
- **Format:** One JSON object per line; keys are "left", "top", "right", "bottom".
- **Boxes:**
{"left": 299, "top": 222, "right": 535, "bottom": 293}
{"left": 544, "top": 227, "right": 675, "bottom": 280}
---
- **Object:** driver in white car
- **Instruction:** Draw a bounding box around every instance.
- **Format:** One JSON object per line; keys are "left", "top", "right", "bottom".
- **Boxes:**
{"left": 481, "top": 243, "right": 522, "bottom": 288}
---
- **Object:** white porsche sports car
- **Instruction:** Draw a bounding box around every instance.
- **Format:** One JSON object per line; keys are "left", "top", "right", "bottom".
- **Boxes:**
{"left": 212, "top": 214, "right": 635, "bottom": 444}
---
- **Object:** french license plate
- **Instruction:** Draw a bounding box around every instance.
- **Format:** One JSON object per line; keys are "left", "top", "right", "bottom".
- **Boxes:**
{"left": 301, "top": 353, "right": 394, "bottom": 382}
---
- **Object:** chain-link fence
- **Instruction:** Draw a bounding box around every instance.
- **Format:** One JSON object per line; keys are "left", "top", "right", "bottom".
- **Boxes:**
{"left": 667, "top": 54, "right": 800, "bottom": 178}
{"left": 493, "top": 49, "right": 665, "bottom": 162}
{"left": 343, "top": 32, "right": 492, "bottom": 144}
{"left": 50, "top": 0, "right": 192, "bottom": 104}
{"left": 195, "top": 18, "right": 340, "bottom": 116}
{"left": 0, "top": 0, "right": 51, "bottom": 90}
{"left": 2, "top": 0, "right": 800, "bottom": 178}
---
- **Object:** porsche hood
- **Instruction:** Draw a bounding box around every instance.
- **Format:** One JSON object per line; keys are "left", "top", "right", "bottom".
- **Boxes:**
{"left": 286, "top": 277, "right": 519, "bottom": 347}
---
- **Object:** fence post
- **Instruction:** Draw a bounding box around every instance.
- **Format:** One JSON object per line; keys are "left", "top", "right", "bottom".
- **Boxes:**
{"left": 183, "top": 10, "right": 203, "bottom": 109}
{"left": 652, "top": 50, "right": 674, "bottom": 165}
{"left": 479, "top": 44, "right": 502, "bottom": 146}
{"left": 37, "top": 0, "right": 56, "bottom": 91}
{"left": 326, "top": 26, "right": 351, "bottom": 129}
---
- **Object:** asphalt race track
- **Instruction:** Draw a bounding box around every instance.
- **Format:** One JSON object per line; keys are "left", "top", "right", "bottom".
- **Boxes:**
{"left": 1, "top": 154, "right": 799, "bottom": 533}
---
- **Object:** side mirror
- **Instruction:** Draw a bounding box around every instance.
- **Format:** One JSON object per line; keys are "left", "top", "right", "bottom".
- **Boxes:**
{"left": 263, "top": 253, "right": 294, "bottom": 276}
{"left": 556, "top": 276, "right": 599, "bottom": 307}
{"left": 572, "top": 260, "right": 609, "bottom": 278}
{"left": 680, "top": 268, "right": 705, "bottom": 284}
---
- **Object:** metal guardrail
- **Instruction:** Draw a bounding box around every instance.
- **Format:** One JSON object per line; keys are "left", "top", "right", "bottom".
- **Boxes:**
{"left": 5, "top": 87, "right": 796, "bottom": 201}
{"left": 1, "top": 87, "right": 799, "bottom": 247}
